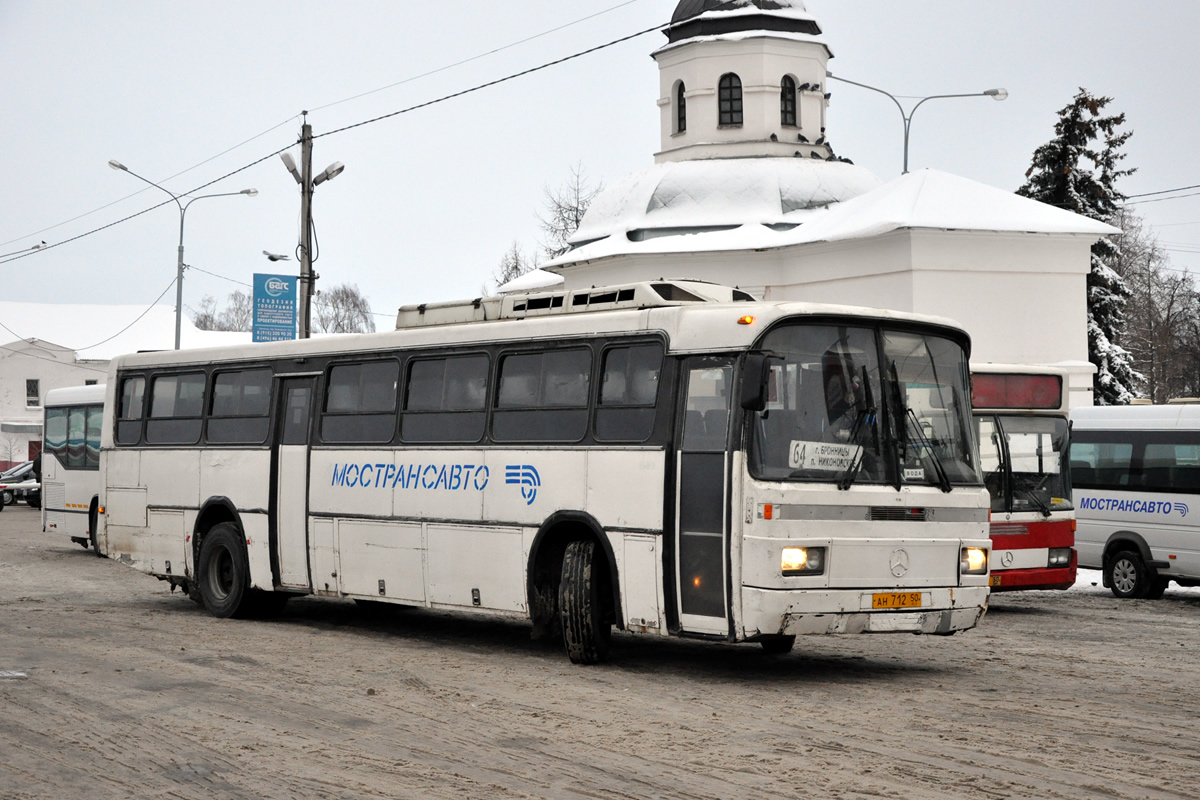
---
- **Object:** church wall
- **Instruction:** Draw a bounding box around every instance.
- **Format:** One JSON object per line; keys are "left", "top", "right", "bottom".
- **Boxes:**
{"left": 654, "top": 37, "right": 830, "bottom": 162}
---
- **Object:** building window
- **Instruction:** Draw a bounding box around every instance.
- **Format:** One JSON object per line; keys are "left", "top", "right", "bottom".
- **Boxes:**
{"left": 676, "top": 81, "right": 687, "bottom": 133}
{"left": 781, "top": 76, "right": 797, "bottom": 126}
{"left": 718, "top": 73, "right": 742, "bottom": 126}
{"left": 26, "top": 379, "right": 39, "bottom": 407}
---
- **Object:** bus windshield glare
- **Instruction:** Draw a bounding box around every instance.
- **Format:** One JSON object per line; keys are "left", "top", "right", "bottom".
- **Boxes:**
{"left": 748, "top": 323, "right": 981, "bottom": 487}
{"left": 978, "top": 415, "right": 1071, "bottom": 514}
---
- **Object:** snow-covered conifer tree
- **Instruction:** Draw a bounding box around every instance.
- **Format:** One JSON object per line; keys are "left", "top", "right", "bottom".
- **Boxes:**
{"left": 1017, "top": 89, "right": 1140, "bottom": 404}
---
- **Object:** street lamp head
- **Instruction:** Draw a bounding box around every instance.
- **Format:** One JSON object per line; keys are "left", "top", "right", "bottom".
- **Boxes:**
{"left": 280, "top": 152, "right": 302, "bottom": 184}
{"left": 108, "top": 159, "right": 128, "bottom": 171}
{"left": 241, "top": 188, "right": 259, "bottom": 197}
{"left": 985, "top": 88, "right": 1009, "bottom": 101}
{"left": 313, "top": 161, "right": 345, "bottom": 187}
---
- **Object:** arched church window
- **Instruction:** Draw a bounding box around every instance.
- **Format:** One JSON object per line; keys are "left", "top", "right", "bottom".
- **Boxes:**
{"left": 677, "top": 81, "right": 687, "bottom": 133}
{"left": 718, "top": 73, "right": 742, "bottom": 126}
{"left": 781, "top": 76, "right": 797, "bottom": 126}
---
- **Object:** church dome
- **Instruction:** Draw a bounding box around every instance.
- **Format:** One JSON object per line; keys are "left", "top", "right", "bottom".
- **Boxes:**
{"left": 667, "top": 0, "right": 821, "bottom": 42}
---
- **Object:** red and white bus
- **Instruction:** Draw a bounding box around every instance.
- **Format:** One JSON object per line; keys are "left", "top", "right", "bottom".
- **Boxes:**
{"left": 972, "top": 365, "right": 1076, "bottom": 591}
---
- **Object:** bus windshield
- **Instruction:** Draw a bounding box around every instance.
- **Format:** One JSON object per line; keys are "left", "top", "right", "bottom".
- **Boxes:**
{"left": 978, "top": 415, "right": 1071, "bottom": 514}
{"left": 748, "top": 323, "right": 981, "bottom": 487}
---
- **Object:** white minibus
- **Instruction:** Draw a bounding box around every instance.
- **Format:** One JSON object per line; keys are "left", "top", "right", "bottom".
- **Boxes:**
{"left": 1070, "top": 404, "right": 1200, "bottom": 598}
{"left": 41, "top": 384, "right": 106, "bottom": 552}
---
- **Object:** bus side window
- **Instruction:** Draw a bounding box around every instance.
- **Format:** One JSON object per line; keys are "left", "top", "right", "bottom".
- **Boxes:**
{"left": 208, "top": 368, "right": 273, "bottom": 444}
{"left": 146, "top": 372, "right": 206, "bottom": 445}
{"left": 117, "top": 376, "right": 146, "bottom": 445}
{"left": 493, "top": 348, "right": 591, "bottom": 442}
{"left": 45, "top": 406, "right": 68, "bottom": 463}
{"left": 67, "top": 407, "right": 87, "bottom": 469}
{"left": 401, "top": 354, "right": 489, "bottom": 443}
{"left": 320, "top": 360, "right": 399, "bottom": 444}
{"left": 596, "top": 343, "right": 663, "bottom": 442}
{"left": 85, "top": 404, "right": 102, "bottom": 469}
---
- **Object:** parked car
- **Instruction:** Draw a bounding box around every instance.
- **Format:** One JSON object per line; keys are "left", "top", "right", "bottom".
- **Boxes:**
{"left": 0, "top": 461, "right": 37, "bottom": 507}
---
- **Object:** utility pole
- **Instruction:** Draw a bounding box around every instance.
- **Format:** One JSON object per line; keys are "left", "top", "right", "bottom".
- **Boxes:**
{"left": 281, "top": 113, "right": 343, "bottom": 340}
{"left": 299, "top": 121, "right": 316, "bottom": 339}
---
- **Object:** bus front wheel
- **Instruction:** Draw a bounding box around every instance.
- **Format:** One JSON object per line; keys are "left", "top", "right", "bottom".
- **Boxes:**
{"left": 559, "top": 539, "right": 611, "bottom": 665}
{"left": 1107, "top": 550, "right": 1152, "bottom": 599}
{"left": 198, "top": 523, "right": 251, "bottom": 618}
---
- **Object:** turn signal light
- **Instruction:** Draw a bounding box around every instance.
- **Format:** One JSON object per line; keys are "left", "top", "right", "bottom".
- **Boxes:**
{"left": 737, "top": 315, "right": 755, "bottom": 325}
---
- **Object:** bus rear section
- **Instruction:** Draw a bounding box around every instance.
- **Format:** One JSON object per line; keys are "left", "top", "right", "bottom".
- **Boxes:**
{"left": 41, "top": 385, "right": 105, "bottom": 553}
{"left": 1070, "top": 404, "right": 1200, "bottom": 599}
{"left": 971, "top": 366, "right": 1076, "bottom": 592}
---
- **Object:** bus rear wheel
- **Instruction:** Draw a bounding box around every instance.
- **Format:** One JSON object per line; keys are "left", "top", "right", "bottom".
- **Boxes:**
{"left": 759, "top": 635, "right": 796, "bottom": 655}
{"left": 198, "top": 523, "right": 251, "bottom": 618}
{"left": 1107, "top": 550, "right": 1151, "bottom": 599}
{"left": 559, "top": 539, "right": 611, "bottom": 665}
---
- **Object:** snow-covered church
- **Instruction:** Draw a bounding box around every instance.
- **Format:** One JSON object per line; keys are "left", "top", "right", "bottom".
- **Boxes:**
{"left": 528, "top": 0, "right": 1115, "bottom": 406}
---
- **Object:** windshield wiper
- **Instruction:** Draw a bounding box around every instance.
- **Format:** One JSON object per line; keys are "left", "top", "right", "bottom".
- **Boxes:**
{"left": 837, "top": 406, "right": 876, "bottom": 490}
{"left": 905, "top": 408, "right": 952, "bottom": 494}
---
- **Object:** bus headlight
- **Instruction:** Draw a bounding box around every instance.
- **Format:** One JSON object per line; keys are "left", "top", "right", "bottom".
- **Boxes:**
{"left": 1048, "top": 548, "right": 1072, "bottom": 567}
{"left": 960, "top": 547, "right": 988, "bottom": 575}
{"left": 782, "top": 546, "right": 825, "bottom": 576}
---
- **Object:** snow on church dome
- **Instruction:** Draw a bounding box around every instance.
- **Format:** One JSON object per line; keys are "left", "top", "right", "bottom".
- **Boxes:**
{"left": 565, "top": 157, "right": 879, "bottom": 251}
{"left": 668, "top": 0, "right": 821, "bottom": 42}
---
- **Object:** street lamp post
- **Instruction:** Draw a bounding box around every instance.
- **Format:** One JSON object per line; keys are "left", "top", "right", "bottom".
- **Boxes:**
{"left": 825, "top": 71, "right": 1008, "bottom": 174}
{"left": 108, "top": 160, "right": 256, "bottom": 349}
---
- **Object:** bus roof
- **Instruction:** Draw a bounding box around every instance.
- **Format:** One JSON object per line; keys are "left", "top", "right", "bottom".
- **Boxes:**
{"left": 107, "top": 285, "right": 970, "bottom": 372}
{"left": 43, "top": 384, "right": 106, "bottom": 407}
{"left": 1070, "top": 403, "right": 1200, "bottom": 431}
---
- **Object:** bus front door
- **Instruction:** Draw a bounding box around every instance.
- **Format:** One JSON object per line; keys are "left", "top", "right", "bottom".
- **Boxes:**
{"left": 274, "top": 377, "right": 315, "bottom": 591}
{"left": 675, "top": 358, "right": 733, "bottom": 635}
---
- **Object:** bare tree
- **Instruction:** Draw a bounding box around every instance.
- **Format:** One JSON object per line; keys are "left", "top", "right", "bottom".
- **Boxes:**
{"left": 315, "top": 283, "right": 376, "bottom": 334}
{"left": 538, "top": 163, "right": 603, "bottom": 260}
{"left": 217, "top": 290, "right": 253, "bottom": 332}
{"left": 1104, "top": 209, "right": 1200, "bottom": 402}
{"left": 192, "top": 295, "right": 219, "bottom": 331}
{"left": 0, "top": 434, "right": 25, "bottom": 468}
{"left": 486, "top": 240, "right": 536, "bottom": 295}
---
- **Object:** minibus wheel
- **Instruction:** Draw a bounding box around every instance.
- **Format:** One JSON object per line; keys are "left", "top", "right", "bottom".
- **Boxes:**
{"left": 559, "top": 539, "right": 611, "bottom": 664}
{"left": 197, "top": 523, "right": 251, "bottom": 618}
{"left": 1106, "top": 549, "right": 1151, "bottom": 599}
{"left": 760, "top": 635, "right": 796, "bottom": 655}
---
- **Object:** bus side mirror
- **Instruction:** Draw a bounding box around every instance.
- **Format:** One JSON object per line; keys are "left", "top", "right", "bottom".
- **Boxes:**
{"left": 741, "top": 353, "right": 777, "bottom": 411}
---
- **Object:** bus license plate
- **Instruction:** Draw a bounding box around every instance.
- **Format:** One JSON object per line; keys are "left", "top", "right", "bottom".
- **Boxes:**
{"left": 989, "top": 574, "right": 1002, "bottom": 587}
{"left": 872, "top": 592, "right": 923, "bottom": 609}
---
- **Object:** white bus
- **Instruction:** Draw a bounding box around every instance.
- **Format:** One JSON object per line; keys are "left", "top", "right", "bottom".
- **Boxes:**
{"left": 98, "top": 280, "right": 991, "bottom": 663}
{"left": 42, "top": 384, "right": 106, "bottom": 553}
{"left": 1070, "top": 404, "right": 1200, "bottom": 598}
{"left": 971, "top": 365, "right": 1076, "bottom": 592}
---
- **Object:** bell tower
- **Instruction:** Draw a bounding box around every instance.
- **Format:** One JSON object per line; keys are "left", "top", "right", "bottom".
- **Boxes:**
{"left": 654, "top": 1, "right": 834, "bottom": 163}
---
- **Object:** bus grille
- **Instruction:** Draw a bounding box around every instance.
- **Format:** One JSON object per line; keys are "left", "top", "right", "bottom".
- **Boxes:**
{"left": 989, "top": 523, "right": 1030, "bottom": 535}
{"left": 869, "top": 507, "right": 926, "bottom": 522}
{"left": 47, "top": 482, "right": 65, "bottom": 510}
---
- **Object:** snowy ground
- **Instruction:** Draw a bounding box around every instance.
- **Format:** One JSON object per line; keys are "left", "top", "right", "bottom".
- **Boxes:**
{"left": 1070, "top": 567, "right": 1200, "bottom": 597}
{"left": 3, "top": 505, "right": 1198, "bottom": 799}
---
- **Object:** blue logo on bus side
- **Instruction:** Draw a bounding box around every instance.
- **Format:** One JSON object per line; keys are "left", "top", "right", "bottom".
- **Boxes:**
{"left": 505, "top": 464, "right": 541, "bottom": 505}
{"left": 331, "top": 462, "right": 489, "bottom": 492}
{"left": 1078, "top": 495, "right": 1189, "bottom": 517}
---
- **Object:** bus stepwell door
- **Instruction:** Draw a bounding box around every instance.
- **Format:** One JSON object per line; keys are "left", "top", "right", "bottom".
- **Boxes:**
{"left": 274, "top": 377, "right": 315, "bottom": 590}
{"left": 676, "top": 358, "right": 732, "bottom": 635}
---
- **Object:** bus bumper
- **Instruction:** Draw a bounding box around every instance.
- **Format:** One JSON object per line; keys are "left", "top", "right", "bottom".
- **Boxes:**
{"left": 742, "top": 586, "right": 989, "bottom": 637}
{"left": 988, "top": 565, "right": 1077, "bottom": 592}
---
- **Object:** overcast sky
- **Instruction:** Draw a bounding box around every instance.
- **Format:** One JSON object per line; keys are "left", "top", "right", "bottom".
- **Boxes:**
{"left": 3, "top": 0, "right": 1198, "bottom": 338}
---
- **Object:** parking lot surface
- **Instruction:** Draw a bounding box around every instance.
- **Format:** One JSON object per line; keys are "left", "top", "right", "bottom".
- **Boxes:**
{"left": 2, "top": 505, "right": 1198, "bottom": 799}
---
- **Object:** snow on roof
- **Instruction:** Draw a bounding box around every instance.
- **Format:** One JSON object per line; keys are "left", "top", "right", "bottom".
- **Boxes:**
{"left": 0, "top": 301, "right": 252, "bottom": 361}
{"left": 570, "top": 157, "right": 880, "bottom": 245}
{"left": 497, "top": 269, "right": 565, "bottom": 293}
{"left": 546, "top": 168, "right": 1119, "bottom": 269}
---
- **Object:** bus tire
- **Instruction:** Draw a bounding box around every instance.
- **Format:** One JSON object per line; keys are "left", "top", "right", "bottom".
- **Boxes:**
{"left": 89, "top": 506, "right": 103, "bottom": 557}
{"left": 760, "top": 635, "right": 796, "bottom": 655}
{"left": 1106, "top": 549, "right": 1151, "bottom": 599}
{"left": 1145, "top": 576, "right": 1169, "bottom": 600}
{"left": 197, "top": 522, "right": 252, "bottom": 619}
{"left": 559, "top": 539, "right": 611, "bottom": 665}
